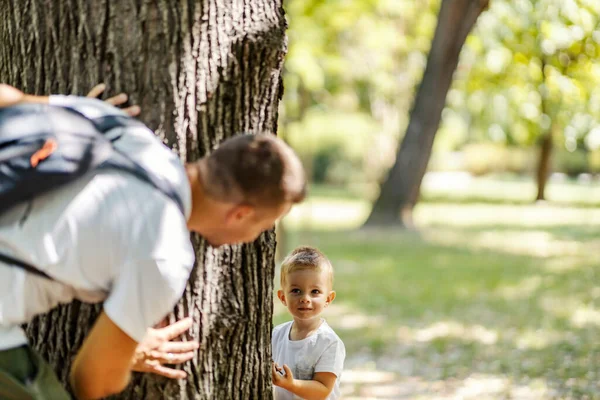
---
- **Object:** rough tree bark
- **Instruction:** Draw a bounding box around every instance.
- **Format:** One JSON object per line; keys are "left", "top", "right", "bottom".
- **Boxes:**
{"left": 0, "top": 1, "right": 286, "bottom": 398}
{"left": 364, "top": 0, "right": 489, "bottom": 228}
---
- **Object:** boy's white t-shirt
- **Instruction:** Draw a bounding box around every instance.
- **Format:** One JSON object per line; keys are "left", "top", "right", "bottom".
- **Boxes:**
{"left": 272, "top": 320, "right": 345, "bottom": 400}
{"left": 0, "top": 96, "right": 194, "bottom": 349}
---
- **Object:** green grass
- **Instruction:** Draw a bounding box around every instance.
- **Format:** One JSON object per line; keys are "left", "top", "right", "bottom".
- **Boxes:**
{"left": 274, "top": 181, "right": 600, "bottom": 399}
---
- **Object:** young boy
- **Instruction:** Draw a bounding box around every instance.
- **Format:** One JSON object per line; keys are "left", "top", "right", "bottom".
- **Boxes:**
{"left": 272, "top": 246, "right": 345, "bottom": 400}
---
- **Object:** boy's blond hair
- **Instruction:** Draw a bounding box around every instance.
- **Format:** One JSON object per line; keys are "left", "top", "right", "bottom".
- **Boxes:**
{"left": 280, "top": 246, "right": 334, "bottom": 289}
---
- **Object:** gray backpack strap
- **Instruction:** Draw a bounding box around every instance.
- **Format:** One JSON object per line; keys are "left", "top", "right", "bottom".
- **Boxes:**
{"left": 52, "top": 97, "right": 186, "bottom": 214}
{"left": 0, "top": 252, "right": 52, "bottom": 280}
{"left": 99, "top": 148, "right": 185, "bottom": 215}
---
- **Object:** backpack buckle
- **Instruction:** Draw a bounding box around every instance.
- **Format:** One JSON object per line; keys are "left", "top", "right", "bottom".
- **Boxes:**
{"left": 30, "top": 138, "right": 57, "bottom": 167}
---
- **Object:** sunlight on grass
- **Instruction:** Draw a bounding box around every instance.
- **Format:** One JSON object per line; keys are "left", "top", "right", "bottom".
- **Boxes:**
{"left": 421, "top": 228, "right": 593, "bottom": 259}
{"left": 409, "top": 321, "right": 498, "bottom": 345}
{"left": 342, "top": 372, "right": 554, "bottom": 400}
{"left": 571, "top": 306, "right": 600, "bottom": 328}
{"left": 514, "top": 329, "right": 564, "bottom": 350}
{"left": 342, "top": 370, "right": 396, "bottom": 384}
{"left": 326, "top": 304, "right": 386, "bottom": 330}
{"left": 539, "top": 295, "right": 583, "bottom": 319}
{"left": 495, "top": 276, "right": 543, "bottom": 300}
{"left": 544, "top": 256, "right": 596, "bottom": 273}
{"left": 450, "top": 374, "right": 551, "bottom": 400}
{"left": 417, "top": 203, "right": 600, "bottom": 228}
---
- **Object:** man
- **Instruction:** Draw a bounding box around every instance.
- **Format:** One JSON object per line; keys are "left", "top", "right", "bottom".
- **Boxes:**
{"left": 0, "top": 84, "right": 306, "bottom": 399}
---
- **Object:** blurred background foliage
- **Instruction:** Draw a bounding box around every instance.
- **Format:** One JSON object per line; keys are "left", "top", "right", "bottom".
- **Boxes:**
{"left": 280, "top": 0, "right": 600, "bottom": 196}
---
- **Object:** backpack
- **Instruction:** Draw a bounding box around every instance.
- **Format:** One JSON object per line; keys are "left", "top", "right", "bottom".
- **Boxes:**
{"left": 0, "top": 101, "right": 185, "bottom": 279}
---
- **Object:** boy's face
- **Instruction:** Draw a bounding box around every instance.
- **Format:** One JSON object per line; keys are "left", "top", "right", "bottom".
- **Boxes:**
{"left": 277, "top": 269, "right": 336, "bottom": 321}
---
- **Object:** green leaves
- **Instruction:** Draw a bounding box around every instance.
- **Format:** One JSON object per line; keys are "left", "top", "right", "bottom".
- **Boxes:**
{"left": 281, "top": 0, "right": 600, "bottom": 184}
{"left": 455, "top": 0, "right": 600, "bottom": 151}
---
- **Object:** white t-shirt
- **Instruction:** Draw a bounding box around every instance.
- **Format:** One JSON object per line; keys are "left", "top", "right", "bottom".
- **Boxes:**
{"left": 0, "top": 96, "right": 195, "bottom": 350}
{"left": 272, "top": 320, "right": 345, "bottom": 400}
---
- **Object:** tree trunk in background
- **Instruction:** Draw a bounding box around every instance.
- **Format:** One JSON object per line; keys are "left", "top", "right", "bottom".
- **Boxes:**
{"left": 536, "top": 59, "right": 553, "bottom": 202}
{"left": 363, "top": 0, "right": 489, "bottom": 228}
{"left": 536, "top": 132, "right": 553, "bottom": 201}
{"left": 0, "top": 1, "right": 286, "bottom": 398}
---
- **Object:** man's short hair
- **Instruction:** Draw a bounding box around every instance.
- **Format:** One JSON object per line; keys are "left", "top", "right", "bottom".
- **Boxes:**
{"left": 280, "top": 246, "right": 333, "bottom": 289}
{"left": 199, "top": 133, "right": 306, "bottom": 207}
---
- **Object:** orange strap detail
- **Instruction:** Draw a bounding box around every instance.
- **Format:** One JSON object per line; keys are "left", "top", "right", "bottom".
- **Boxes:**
{"left": 30, "top": 138, "right": 58, "bottom": 167}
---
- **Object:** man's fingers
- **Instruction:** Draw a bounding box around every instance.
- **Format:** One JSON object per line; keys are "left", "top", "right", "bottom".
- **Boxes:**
{"left": 150, "top": 364, "right": 187, "bottom": 379}
{"left": 161, "top": 340, "right": 199, "bottom": 353}
{"left": 86, "top": 83, "right": 106, "bottom": 98}
{"left": 122, "top": 105, "right": 141, "bottom": 117}
{"left": 161, "top": 317, "right": 194, "bottom": 340}
{"left": 86, "top": 85, "right": 141, "bottom": 116}
{"left": 157, "top": 351, "right": 195, "bottom": 365}
{"left": 105, "top": 93, "right": 128, "bottom": 106}
{"left": 282, "top": 364, "right": 292, "bottom": 377}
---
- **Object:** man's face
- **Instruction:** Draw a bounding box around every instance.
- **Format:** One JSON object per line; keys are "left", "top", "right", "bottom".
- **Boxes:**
{"left": 205, "top": 201, "right": 293, "bottom": 247}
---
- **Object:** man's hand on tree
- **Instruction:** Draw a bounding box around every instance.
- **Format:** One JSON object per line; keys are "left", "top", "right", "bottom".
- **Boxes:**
{"left": 131, "top": 317, "right": 199, "bottom": 379}
{"left": 86, "top": 83, "right": 141, "bottom": 117}
{"left": 1, "top": 83, "right": 143, "bottom": 115}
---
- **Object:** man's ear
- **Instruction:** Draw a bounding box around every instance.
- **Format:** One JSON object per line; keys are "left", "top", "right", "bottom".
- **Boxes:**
{"left": 325, "top": 291, "right": 336, "bottom": 307}
{"left": 226, "top": 204, "right": 254, "bottom": 224}
{"left": 277, "top": 290, "right": 287, "bottom": 306}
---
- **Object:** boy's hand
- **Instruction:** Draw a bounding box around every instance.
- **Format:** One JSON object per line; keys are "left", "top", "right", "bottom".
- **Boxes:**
{"left": 86, "top": 83, "right": 141, "bottom": 117}
{"left": 131, "top": 317, "right": 199, "bottom": 379}
{"left": 272, "top": 362, "right": 294, "bottom": 391}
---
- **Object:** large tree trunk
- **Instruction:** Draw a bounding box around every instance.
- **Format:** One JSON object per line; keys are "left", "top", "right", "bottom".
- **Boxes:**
{"left": 363, "top": 0, "right": 489, "bottom": 228}
{"left": 0, "top": 1, "right": 286, "bottom": 398}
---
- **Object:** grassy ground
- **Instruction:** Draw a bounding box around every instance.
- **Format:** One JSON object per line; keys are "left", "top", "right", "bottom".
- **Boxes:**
{"left": 273, "top": 176, "right": 600, "bottom": 399}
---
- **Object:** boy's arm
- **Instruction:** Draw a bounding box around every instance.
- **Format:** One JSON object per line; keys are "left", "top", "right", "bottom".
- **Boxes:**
{"left": 272, "top": 364, "right": 337, "bottom": 400}
{"left": 287, "top": 372, "right": 337, "bottom": 400}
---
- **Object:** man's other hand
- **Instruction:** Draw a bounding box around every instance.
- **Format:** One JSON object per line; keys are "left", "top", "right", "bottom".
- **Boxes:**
{"left": 131, "top": 317, "right": 199, "bottom": 379}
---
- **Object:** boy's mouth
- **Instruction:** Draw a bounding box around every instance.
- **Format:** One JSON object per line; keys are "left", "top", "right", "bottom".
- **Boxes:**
{"left": 297, "top": 307, "right": 312, "bottom": 311}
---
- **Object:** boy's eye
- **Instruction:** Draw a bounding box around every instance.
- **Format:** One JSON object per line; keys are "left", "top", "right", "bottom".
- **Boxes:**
{"left": 312, "top": 290, "right": 320, "bottom": 294}
{"left": 290, "top": 289, "right": 300, "bottom": 294}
